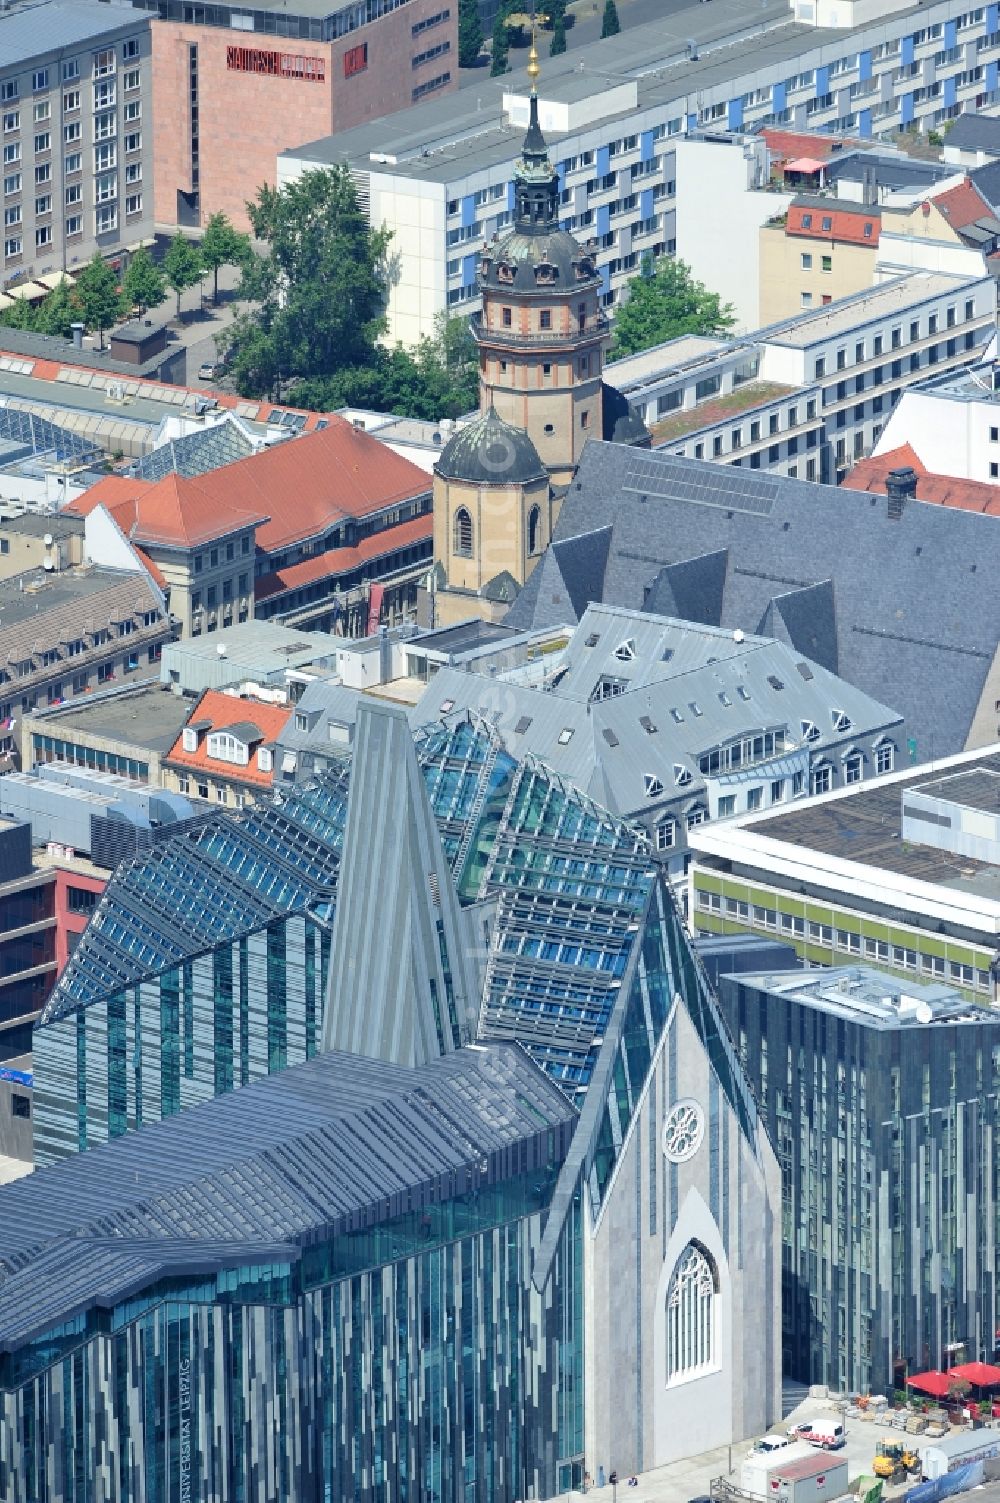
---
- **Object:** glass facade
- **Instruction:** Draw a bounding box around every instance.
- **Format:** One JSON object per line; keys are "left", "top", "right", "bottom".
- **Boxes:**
{"left": 718, "top": 972, "right": 1000, "bottom": 1393}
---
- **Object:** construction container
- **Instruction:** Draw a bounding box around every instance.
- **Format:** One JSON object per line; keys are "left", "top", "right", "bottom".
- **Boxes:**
{"left": 741, "top": 1443, "right": 819, "bottom": 1497}
{"left": 919, "top": 1429, "right": 1000, "bottom": 1480}
{"left": 767, "top": 1452, "right": 849, "bottom": 1503}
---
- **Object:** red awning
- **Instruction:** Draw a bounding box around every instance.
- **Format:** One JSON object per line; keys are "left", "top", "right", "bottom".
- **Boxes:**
{"left": 948, "top": 1362, "right": 1000, "bottom": 1387}
{"left": 906, "top": 1371, "right": 953, "bottom": 1397}
{"left": 784, "top": 157, "right": 827, "bottom": 174}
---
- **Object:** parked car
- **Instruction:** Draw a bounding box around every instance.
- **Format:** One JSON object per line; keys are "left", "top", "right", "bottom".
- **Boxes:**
{"left": 197, "top": 361, "right": 218, "bottom": 382}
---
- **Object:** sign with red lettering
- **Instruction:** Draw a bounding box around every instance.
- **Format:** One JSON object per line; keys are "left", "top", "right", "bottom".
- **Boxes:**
{"left": 344, "top": 42, "right": 367, "bottom": 78}
{"left": 225, "top": 46, "right": 326, "bottom": 82}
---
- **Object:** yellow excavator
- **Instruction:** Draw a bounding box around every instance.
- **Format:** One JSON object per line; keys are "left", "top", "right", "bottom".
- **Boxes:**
{"left": 873, "top": 1442, "right": 920, "bottom": 1484}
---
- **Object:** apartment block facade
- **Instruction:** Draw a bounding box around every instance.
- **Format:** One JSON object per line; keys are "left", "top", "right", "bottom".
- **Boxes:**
{"left": 0, "top": 2, "right": 155, "bottom": 287}
{"left": 609, "top": 269, "right": 995, "bottom": 484}
{"left": 282, "top": 0, "right": 1000, "bottom": 344}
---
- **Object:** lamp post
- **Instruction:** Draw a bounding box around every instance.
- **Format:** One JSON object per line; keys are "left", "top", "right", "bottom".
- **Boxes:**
{"left": 610, "top": 1471, "right": 619, "bottom": 1503}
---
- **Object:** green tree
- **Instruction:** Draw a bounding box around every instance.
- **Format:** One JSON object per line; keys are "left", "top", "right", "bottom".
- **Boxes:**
{"left": 601, "top": 0, "right": 620, "bottom": 37}
{"left": 163, "top": 232, "right": 204, "bottom": 317}
{"left": 0, "top": 297, "right": 39, "bottom": 333}
{"left": 121, "top": 247, "right": 166, "bottom": 316}
{"left": 227, "top": 166, "right": 391, "bottom": 398}
{"left": 293, "top": 313, "right": 479, "bottom": 422}
{"left": 74, "top": 253, "right": 123, "bottom": 349}
{"left": 610, "top": 254, "right": 735, "bottom": 358}
{"left": 550, "top": 13, "right": 566, "bottom": 54}
{"left": 199, "top": 211, "right": 251, "bottom": 305}
{"left": 490, "top": 11, "right": 509, "bottom": 74}
{"left": 458, "top": 0, "right": 483, "bottom": 66}
{"left": 34, "top": 280, "right": 77, "bottom": 338}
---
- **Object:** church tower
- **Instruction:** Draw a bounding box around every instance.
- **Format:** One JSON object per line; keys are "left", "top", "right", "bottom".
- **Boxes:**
{"left": 474, "top": 62, "right": 608, "bottom": 484}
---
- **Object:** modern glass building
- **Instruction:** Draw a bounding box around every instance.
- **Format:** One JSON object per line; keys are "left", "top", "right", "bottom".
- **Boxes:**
{"left": 0, "top": 1043, "right": 582, "bottom": 1502}
{"left": 716, "top": 965, "right": 1000, "bottom": 1394}
{"left": 23, "top": 699, "right": 783, "bottom": 1490}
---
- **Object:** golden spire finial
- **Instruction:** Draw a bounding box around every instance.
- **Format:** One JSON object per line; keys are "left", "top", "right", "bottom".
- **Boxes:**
{"left": 506, "top": 10, "right": 548, "bottom": 92}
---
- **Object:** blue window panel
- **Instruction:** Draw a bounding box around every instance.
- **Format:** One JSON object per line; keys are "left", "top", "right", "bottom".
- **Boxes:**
{"left": 815, "top": 64, "right": 829, "bottom": 95}
{"left": 859, "top": 108, "right": 872, "bottom": 140}
{"left": 772, "top": 80, "right": 786, "bottom": 112}
{"left": 600, "top": 263, "right": 610, "bottom": 294}
{"left": 901, "top": 91, "right": 915, "bottom": 125}
{"left": 727, "top": 97, "right": 743, "bottom": 130}
{"left": 640, "top": 129, "right": 654, "bottom": 163}
{"left": 596, "top": 203, "right": 610, "bottom": 237}
{"left": 557, "top": 160, "right": 567, "bottom": 189}
{"left": 596, "top": 145, "right": 610, "bottom": 176}
{"left": 686, "top": 113, "right": 697, "bottom": 133}
{"left": 462, "top": 253, "right": 477, "bottom": 286}
{"left": 989, "top": 59, "right": 1000, "bottom": 91}
{"left": 901, "top": 34, "right": 915, "bottom": 66}
{"left": 991, "top": 3, "right": 1000, "bottom": 33}
{"left": 640, "top": 188, "right": 654, "bottom": 219}
{"left": 945, "top": 18, "right": 957, "bottom": 48}
{"left": 460, "top": 194, "right": 475, "bottom": 229}
{"left": 858, "top": 49, "right": 872, "bottom": 82}
{"left": 507, "top": 180, "right": 515, "bottom": 213}
{"left": 943, "top": 74, "right": 958, "bottom": 108}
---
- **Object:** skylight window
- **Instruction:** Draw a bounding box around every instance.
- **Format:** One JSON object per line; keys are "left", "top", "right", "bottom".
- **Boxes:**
{"left": 585, "top": 633, "right": 600, "bottom": 647}
{"left": 440, "top": 699, "right": 455, "bottom": 713}
{"left": 614, "top": 638, "right": 637, "bottom": 661}
{"left": 514, "top": 716, "right": 533, "bottom": 734}
{"left": 670, "top": 707, "right": 684, "bottom": 723}
{"left": 737, "top": 685, "right": 751, "bottom": 702}
{"left": 767, "top": 675, "right": 785, "bottom": 691}
{"left": 557, "top": 727, "right": 574, "bottom": 745}
{"left": 639, "top": 715, "right": 657, "bottom": 735}
{"left": 689, "top": 702, "right": 703, "bottom": 716}
{"left": 718, "top": 691, "right": 732, "bottom": 707}
{"left": 603, "top": 728, "right": 620, "bottom": 747}
{"left": 796, "top": 661, "right": 814, "bottom": 681}
{"left": 644, "top": 774, "right": 664, "bottom": 797}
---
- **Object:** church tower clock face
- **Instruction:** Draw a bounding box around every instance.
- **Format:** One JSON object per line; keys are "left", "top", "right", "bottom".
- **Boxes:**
{"left": 662, "top": 1099, "right": 705, "bottom": 1163}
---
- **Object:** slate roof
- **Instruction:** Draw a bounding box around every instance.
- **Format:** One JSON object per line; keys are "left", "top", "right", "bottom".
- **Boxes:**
{"left": 504, "top": 441, "right": 1000, "bottom": 758}
{"left": 412, "top": 607, "right": 901, "bottom": 820}
{"left": 945, "top": 113, "right": 1000, "bottom": 155}
{"left": 436, "top": 407, "right": 547, "bottom": 486}
{"left": 0, "top": 1043, "right": 575, "bottom": 1352}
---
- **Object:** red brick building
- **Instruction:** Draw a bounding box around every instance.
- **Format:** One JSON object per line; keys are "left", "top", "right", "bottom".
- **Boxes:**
{"left": 148, "top": 0, "right": 457, "bottom": 230}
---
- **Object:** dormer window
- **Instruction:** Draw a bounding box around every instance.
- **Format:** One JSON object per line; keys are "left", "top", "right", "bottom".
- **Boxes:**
{"left": 257, "top": 745, "right": 272, "bottom": 773}
{"left": 575, "top": 257, "right": 595, "bottom": 279}
{"left": 479, "top": 257, "right": 491, "bottom": 278}
{"left": 644, "top": 774, "right": 664, "bottom": 798}
{"left": 207, "top": 730, "right": 251, "bottom": 766}
{"left": 673, "top": 764, "right": 692, "bottom": 787}
{"left": 801, "top": 719, "right": 821, "bottom": 743}
{"left": 832, "top": 709, "right": 852, "bottom": 732}
{"left": 534, "top": 261, "right": 558, "bottom": 284}
{"left": 614, "top": 638, "right": 636, "bottom": 661}
{"left": 182, "top": 727, "right": 197, "bottom": 753}
{"left": 496, "top": 261, "right": 515, "bottom": 284}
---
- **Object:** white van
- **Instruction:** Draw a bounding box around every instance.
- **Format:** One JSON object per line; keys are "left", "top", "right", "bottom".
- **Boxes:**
{"left": 807, "top": 1419, "right": 845, "bottom": 1449}
{"left": 757, "top": 1436, "right": 793, "bottom": 1455}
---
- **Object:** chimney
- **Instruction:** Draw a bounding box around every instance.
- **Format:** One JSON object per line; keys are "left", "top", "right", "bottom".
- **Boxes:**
{"left": 70, "top": 322, "right": 84, "bottom": 350}
{"left": 886, "top": 466, "right": 917, "bottom": 519}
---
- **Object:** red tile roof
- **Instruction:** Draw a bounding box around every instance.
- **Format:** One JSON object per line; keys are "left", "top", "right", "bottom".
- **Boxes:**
{"left": 70, "top": 418, "right": 431, "bottom": 555}
{"left": 843, "top": 444, "right": 1000, "bottom": 514}
{"left": 931, "top": 176, "right": 993, "bottom": 231}
{"left": 763, "top": 130, "right": 843, "bottom": 163}
{"left": 164, "top": 690, "right": 292, "bottom": 789}
{"left": 254, "top": 513, "right": 433, "bottom": 601}
{"left": 785, "top": 198, "right": 880, "bottom": 246}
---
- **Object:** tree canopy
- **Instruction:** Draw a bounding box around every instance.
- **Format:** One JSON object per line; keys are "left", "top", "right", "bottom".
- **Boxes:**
{"left": 74, "top": 254, "right": 123, "bottom": 348}
{"left": 610, "top": 254, "right": 735, "bottom": 357}
{"left": 200, "top": 211, "right": 251, "bottom": 304}
{"left": 601, "top": 0, "right": 620, "bottom": 37}
{"left": 222, "top": 166, "right": 391, "bottom": 397}
{"left": 122, "top": 246, "right": 167, "bottom": 316}
{"left": 163, "top": 233, "right": 204, "bottom": 315}
{"left": 294, "top": 312, "right": 479, "bottom": 422}
{"left": 458, "top": 0, "right": 483, "bottom": 66}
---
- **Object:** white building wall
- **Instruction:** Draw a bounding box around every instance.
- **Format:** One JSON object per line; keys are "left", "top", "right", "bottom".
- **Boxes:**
{"left": 876, "top": 237, "right": 986, "bottom": 280}
{"left": 675, "top": 138, "right": 793, "bottom": 334}
{"left": 874, "top": 384, "right": 998, "bottom": 479}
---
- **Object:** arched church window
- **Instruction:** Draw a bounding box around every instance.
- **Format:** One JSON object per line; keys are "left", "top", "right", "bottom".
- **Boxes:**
{"left": 453, "top": 508, "right": 474, "bottom": 558}
{"left": 666, "top": 1242, "right": 718, "bottom": 1384}
{"left": 527, "top": 505, "right": 541, "bottom": 556}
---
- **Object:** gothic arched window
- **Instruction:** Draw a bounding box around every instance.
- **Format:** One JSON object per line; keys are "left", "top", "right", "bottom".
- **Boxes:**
{"left": 666, "top": 1242, "right": 718, "bottom": 1384}
{"left": 527, "top": 504, "right": 541, "bottom": 556}
{"left": 453, "top": 507, "right": 474, "bottom": 558}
